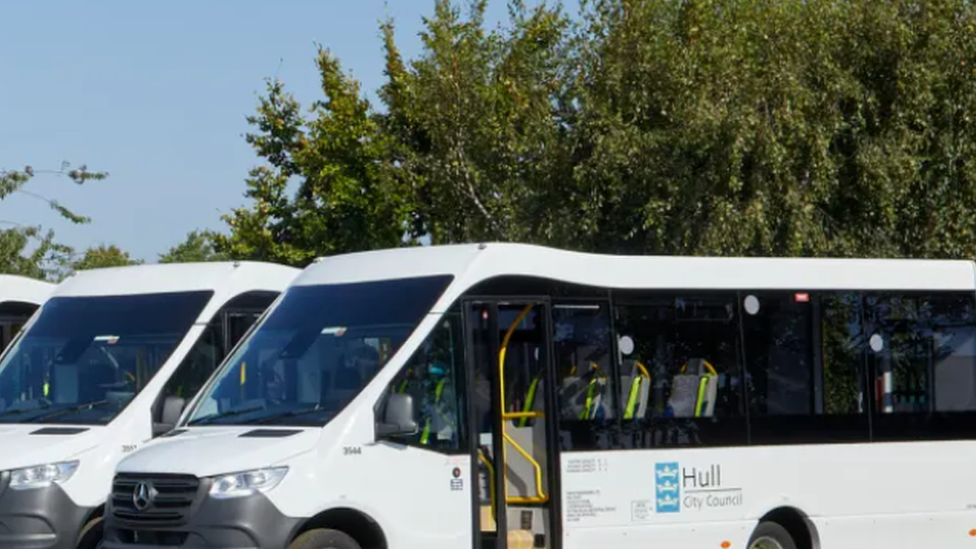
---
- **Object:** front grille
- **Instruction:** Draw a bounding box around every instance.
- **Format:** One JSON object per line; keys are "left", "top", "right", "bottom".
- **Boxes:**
{"left": 111, "top": 474, "right": 200, "bottom": 524}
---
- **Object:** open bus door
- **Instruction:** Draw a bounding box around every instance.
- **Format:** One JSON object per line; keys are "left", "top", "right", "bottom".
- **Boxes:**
{"left": 464, "top": 299, "right": 561, "bottom": 549}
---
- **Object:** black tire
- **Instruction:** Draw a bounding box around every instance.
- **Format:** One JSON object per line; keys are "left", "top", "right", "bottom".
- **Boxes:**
{"left": 748, "top": 521, "right": 797, "bottom": 549}
{"left": 77, "top": 517, "right": 103, "bottom": 549}
{"left": 288, "top": 529, "right": 361, "bottom": 549}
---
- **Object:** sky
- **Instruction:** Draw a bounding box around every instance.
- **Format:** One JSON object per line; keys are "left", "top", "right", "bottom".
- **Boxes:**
{"left": 0, "top": 0, "right": 576, "bottom": 262}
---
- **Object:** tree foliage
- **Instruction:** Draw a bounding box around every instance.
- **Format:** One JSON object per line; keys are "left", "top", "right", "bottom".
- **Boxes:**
{"left": 71, "top": 245, "right": 143, "bottom": 272}
{"left": 159, "top": 230, "right": 228, "bottom": 264}
{"left": 214, "top": 50, "right": 414, "bottom": 267}
{"left": 220, "top": 0, "right": 976, "bottom": 262}
{"left": 0, "top": 163, "right": 107, "bottom": 279}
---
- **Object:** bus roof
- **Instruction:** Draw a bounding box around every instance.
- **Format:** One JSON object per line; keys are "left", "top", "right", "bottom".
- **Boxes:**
{"left": 0, "top": 275, "right": 54, "bottom": 306}
{"left": 294, "top": 243, "right": 976, "bottom": 292}
{"left": 54, "top": 261, "right": 299, "bottom": 299}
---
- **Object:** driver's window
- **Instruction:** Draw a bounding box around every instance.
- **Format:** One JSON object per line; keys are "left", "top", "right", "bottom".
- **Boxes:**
{"left": 381, "top": 313, "right": 467, "bottom": 453}
{"left": 155, "top": 292, "right": 277, "bottom": 431}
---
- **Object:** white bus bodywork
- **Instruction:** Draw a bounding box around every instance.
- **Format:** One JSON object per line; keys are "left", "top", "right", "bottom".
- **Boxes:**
{"left": 0, "top": 262, "right": 298, "bottom": 549}
{"left": 107, "top": 244, "right": 976, "bottom": 549}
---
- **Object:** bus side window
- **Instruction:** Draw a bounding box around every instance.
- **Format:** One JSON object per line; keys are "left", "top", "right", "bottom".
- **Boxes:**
{"left": 821, "top": 293, "right": 867, "bottom": 416}
{"left": 381, "top": 313, "right": 467, "bottom": 453}
{"left": 614, "top": 295, "right": 741, "bottom": 422}
{"left": 865, "top": 292, "right": 976, "bottom": 414}
{"left": 553, "top": 303, "right": 615, "bottom": 422}
{"left": 741, "top": 292, "right": 815, "bottom": 417}
{"left": 152, "top": 292, "right": 276, "bottom": 435}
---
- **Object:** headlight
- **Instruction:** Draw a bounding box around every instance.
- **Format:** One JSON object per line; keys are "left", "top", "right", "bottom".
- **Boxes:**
{"left": 208, "top": 467, "right": 288, "bottom": 499}
{"left": 8, "top": 461, "right": 79, "bottom": 490}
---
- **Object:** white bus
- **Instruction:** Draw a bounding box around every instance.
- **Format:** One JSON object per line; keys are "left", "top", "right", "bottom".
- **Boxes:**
{"left": 0, "top": 261, "right": 298, "bottom": 549}
{"left": 105, "top": 244, "right": 976, "bottom": 549}
{"left": 0, "top": 275, "right": 54, "bottom": 351}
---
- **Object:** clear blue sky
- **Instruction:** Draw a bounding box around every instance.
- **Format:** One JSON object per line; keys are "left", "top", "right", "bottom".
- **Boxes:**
{"left": 0, "top": 0, "right": 574, "bottom": 262}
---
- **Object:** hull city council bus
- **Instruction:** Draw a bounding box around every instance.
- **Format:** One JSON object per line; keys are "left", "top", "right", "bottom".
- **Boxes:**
{"left": 106, "top": 244, "right": 976, "bottom": 549}
{"left": 0, "top": 261, "right": 299, "bottom": 549}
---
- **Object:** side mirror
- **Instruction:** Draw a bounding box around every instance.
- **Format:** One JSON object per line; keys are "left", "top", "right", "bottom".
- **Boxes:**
{"left": 153, "top": 396, "right": 186, "bottom": 437}
{"left": 376, "top": 393, "right": 418, "bottom": 438}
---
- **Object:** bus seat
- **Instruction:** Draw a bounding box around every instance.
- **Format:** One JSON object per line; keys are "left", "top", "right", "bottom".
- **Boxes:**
{"left": 666, "top": 374, "right": 700, "bottom": 417}
{"left": 558, "top": 376, "right": 585, "bottom": 419}
{"left": 667, "top": 373, "right": 718, "bottom": 418}
{"left": 699, "top": 375, "right": 718, "bottom": 417}
{"left": 622, "top": 375, "right": 651, "bottom": 420}
{"left": 564, "top": 375, "right": 607, "bottom": 420}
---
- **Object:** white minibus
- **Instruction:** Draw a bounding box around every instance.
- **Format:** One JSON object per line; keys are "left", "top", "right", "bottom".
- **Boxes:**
{"left": 107, "top": 244, "right": 976, "bottom": 549}
{"left": 0, "top": 261, "right": 298, "bottom": 549}
{"left": 0, "top": 275, "right": 53, "bottom": 351}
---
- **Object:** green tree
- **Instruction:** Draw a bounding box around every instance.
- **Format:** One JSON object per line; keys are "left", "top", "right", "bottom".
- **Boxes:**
{"left": 71, "top": 245, "right": 143, "bottom": 272}
{"left": 222, "top": 0, "right": 976, "bottom": 261}
{"left": 0, "top": 162, "right": 107, "bottom": 279}
{"left": 215, "top": 48, "right": 415, "bottom": 267}
{"left": 159, "top": 230, "right": 228, "bottom": 263}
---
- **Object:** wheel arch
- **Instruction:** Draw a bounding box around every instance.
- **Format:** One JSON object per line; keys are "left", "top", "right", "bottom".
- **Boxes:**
{"left": 755, "top": 506, "right": 820, "bottom": 549}
{"left": 294, "top": 507, "right": 388, "bottom": 549}
{"left": 76, "top": 504, "right": 105, "bottom": 549}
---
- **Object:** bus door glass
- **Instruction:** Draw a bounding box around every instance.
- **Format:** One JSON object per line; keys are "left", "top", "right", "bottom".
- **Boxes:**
{"left": 466, "top": 300, "right": 558, "bottom": 549}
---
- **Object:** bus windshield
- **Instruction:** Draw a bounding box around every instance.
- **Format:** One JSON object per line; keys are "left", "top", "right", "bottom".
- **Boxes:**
{"left": 0, "top": 291, "right": 212, "bottom": 425}
{"left": 186, "top": 275, "right": 453, "bottom": 427}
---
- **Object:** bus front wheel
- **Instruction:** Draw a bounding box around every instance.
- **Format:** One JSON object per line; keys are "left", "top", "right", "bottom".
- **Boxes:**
{"left": 288, "top": 529, "right": 361, "bottom": 549}
{"left": 748, "top": 521, "right": 797, "bottom": 549}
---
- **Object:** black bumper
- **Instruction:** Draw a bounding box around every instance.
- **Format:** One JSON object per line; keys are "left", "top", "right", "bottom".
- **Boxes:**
{"left": 103, "top": 492, "right": 301, "bottom": 549}
{"left": 0, "top": 473, "right": 93, "bottom": 549}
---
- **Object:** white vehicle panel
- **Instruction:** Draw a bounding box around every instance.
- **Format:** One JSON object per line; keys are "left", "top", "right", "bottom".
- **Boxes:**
{"left": 0, "top": 274, "right": 53, "bottom": 306}
{"left": 117, "top": 427, "right": 319, "bottom": 477}
{"left": 295, "top": 242, "right": 976, "bottom": 293}
{"left": 0, "top": 424, "right": 101, "bottom": 472}
{"left": 560, "top": 442, "right": 976, "bottom": 547}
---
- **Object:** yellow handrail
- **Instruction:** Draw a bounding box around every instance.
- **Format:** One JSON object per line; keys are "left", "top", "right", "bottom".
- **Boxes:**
{"left": 502, "top": 431, "right": 547, "bottom": 502}
{"left": 504, "top": 411, "right": 544, "bottom": 419}
{"left": 497, "top": 303, "right": 549, "bottom": 505}
{"left": 680, "top": 359, "right": 718, "bottom": 376}
{"left": 498, "top": 304, "right": 535, "bottom": 417}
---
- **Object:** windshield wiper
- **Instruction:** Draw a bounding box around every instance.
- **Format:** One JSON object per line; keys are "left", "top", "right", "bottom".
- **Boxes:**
{"left": 27, "top": 400, "right": 109, "bottom": 423}
{"left": 188, "top": 406, "right": 266, "bottom": 426}
{"left": 253, "top": 406, "right": 329, "bottom": 425}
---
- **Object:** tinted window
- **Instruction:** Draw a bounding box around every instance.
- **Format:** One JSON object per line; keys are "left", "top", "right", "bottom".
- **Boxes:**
{"left": 614, "top": 293, "right": 746, "bottom": 448}
{"left": 929, "top": 295, "right": 976, "bottom": 412}
{"left": 822, "top": 293, "right": 867, "bottom": 417}
{"left": 554, "top": 303, "right": 615, "bottom": 422}
{"left": 160, "top": 293, "right": 276, "bottom": 405}
{"left": 0, "top": 291, "right": 212, "bottom": 425}
{"left": 186, "top": 276, "right": 452, "bottom": 427}
{"left": 864, "top": 292, "right": 976, "bottom": 441}
{"left": 741, "top": 292, "right": 815, "bottom": 416}
{"left": 865, "top": 294, "right": 932, "bottom": 414}
{"left": 383, "top": 312, "right": 467, "bottom": 452}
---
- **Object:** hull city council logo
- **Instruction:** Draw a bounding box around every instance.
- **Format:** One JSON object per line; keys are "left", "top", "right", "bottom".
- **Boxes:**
{"left": 654, "top": 462, "right": 680, "bottom": 513}
{"left": 654, "top": 462, "right": 743, "bottom": 514}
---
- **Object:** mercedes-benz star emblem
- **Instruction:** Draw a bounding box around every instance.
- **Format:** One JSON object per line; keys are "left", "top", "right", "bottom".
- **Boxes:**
{"left": 132, "top": 481, "right": 153, "bottom": 511}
